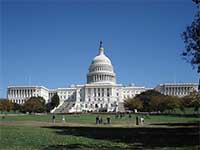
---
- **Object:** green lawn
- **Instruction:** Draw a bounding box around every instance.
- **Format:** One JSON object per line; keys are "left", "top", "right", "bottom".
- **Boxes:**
{"left": 0, "top": 125, "right": 199, "bottom": 150}
{"left": 163, "top": 107, "right": 200, "bottom": 114}
{"left": 0, "top": 125, "right": 130, "bottom": 150}
{"left": 0, "top": 114, "right": 199, "bottom": 150}
{"left": 1, "top": 113, "right": 199, "bottom": 125}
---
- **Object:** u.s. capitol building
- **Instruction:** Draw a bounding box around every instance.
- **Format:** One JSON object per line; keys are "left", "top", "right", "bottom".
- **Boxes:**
{"left": 7, "top": 41, "right": 198, "bottom": 113}
{"left": 7, "top": 42, "right": 147, "bottom": 113}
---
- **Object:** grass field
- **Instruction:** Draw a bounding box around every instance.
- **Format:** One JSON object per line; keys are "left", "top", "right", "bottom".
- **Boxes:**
{"left": 1, "top": 113, "right": 200, "bottom": 125}
{"left": 0, "top": 113, "right": 199, "bottom": 150}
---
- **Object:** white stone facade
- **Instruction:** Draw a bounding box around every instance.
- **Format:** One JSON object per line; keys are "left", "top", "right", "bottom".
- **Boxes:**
{"left": 155, "top": 83, "right": 198, "bottom": 97}
{"left": 7, "top": 86, "right": 49, "bottom": 104}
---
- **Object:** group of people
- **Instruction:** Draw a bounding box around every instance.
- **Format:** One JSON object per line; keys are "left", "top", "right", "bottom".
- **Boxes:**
{"left": 96, "top": 115, "right": 111, "bottom": 124}
{"left": 115, "top": 113, "right": 132, "bottom": 119}
{"left": 51, "top": 114, "right": 144, "bottom": 126}
{"left": 115, "top": 113, "right": 145, "bottom": 126}
{"left": 52, "top": 115, "right": 65, "bottom": 124}
{"left": 136, "top": 116, "right": 145, "bottom": 126}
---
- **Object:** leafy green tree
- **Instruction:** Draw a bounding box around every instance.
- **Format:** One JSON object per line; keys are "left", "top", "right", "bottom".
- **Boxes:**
{"left": 51, "top": 93, "right": 60, "bottom": 108}
{"left": 181, "top": 0, "right": 200, "bottom": 93}
{"left": 182, "top": 1, "right": 200, "bottom": 73}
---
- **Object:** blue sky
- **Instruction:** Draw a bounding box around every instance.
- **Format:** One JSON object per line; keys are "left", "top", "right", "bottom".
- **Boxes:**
{"left": 1, "top": 0, "right": 199, "bottom": 97}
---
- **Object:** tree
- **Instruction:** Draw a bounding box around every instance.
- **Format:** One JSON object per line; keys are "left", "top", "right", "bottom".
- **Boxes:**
{"left": 125, "top": 90, "right": 182, "bottom": 113}
{"left": 181, "top": 92, "right": 200, "bottom": 112}
{"left": 181, "top": 1, "right": 200, "bottom": 73}
{"left": 0, "top": 99, "right": 13, "bottom": 113}
{"left": 125, "top": 90, "right": 166, "bottom": 112}
{"left": 23, "top": 97, "right": 45, "bottom": 113}
{"left": 149, "top": 96, "right": 166, "bottom": 112}
{"left": 51, "top": 93, "right": 60, "bottom": 108}
{"left": 162, "top": 96, "right": 181, "bottom": 113}
{"left": 125, "top": 97, "right": 143, "bottom": 111}
{"left": 187, "top": 91, "right": 200, "bottom": 112}
{"left": 12, "top": 103, "right": 22, "bottom": 113}
{"left": 135, "top": 90, "right": 165, "bottom": 112}
{"left": 182, "top": 1, "right": 200, "bottom": 93}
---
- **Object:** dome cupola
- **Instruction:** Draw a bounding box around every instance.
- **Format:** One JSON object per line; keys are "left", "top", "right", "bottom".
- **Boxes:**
{"left": 87, "top": 41, "right": 116, "bottom": 84}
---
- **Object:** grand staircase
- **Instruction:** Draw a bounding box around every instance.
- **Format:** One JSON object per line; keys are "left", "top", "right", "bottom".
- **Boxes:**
{"left": 52, "top": 101, "right": 75, "bottom": 113}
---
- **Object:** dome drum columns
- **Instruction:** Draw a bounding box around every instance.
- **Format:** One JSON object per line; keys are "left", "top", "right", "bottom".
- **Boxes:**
{"left": 87, "top": 74, "right": 116, "bottom": 83}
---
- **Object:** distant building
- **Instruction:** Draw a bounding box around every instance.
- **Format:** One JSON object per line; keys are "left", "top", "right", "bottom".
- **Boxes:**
{"left": 155, "top": 83, "right": 198, "bottom": 97}
{"left": 7, "top": 41, "right": 147, "bottom": 113}
{"left": 7, "top": 86, "right": 49, "bottom": 104}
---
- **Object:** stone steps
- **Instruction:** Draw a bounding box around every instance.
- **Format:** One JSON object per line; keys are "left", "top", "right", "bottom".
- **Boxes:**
{"left": 53, "top": 101, "right": 75, "bottom": 113}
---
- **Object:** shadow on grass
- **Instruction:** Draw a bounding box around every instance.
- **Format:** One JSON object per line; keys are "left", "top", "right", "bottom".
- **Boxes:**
{"left": 150, "top": 122, "right": 200, "bottom": 127}
{"left": 42, "top": 123, "right": 199, "bottom": 149}
{"left": 43, "top": 143, "right": 128, "bottom": 150}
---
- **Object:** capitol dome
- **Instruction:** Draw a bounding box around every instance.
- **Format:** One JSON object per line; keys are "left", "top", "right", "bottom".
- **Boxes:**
{"left": 87, "top": 41, "right": 116, "bottom": 84}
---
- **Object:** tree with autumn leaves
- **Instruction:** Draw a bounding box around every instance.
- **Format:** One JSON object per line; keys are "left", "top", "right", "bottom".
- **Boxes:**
{"left": 0, "top": 99, "right": 13, "bottom": 113}
{"left": 125, "top": 90, "right": 181, "bottom": 113}
{"left": 22, "top": 96, "right": 46, "bottom": 113}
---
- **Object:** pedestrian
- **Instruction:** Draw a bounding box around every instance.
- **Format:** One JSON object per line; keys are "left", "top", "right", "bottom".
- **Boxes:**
{"left": 99, "top": 116, "right": 103, "bottom": 124}
{"left": 107, "top": 116, "right": 111, "bottom": 124}
{"left": 120, "top": 113, "right": 122, "bottom": 118}
{"left": 2, "top": 116, "right": 5, "bottom": 120}
{"left": 136, "top": 116, "right": 139, "bottom": 125}
{"left": 140, "top": 116, "right": 144, "bottom": 126}
{"left": 52, "top": 115, "right": 55, "bottom": 124}
{"left": 62, "top": 115, "right": 65, "bottom": 123}
{"left": 129, "top": 113, "right": 132, "bottom": 118}
{"left": 96, "top": 115, "right": 99, "bottom": 124}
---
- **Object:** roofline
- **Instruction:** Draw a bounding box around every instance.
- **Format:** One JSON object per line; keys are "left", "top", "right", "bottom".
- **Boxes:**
{"left": 157, "top": 83, "right": 198, "bottom": 86}
{"left": 7, "top": 85, "right": 49, "bottom": 90}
